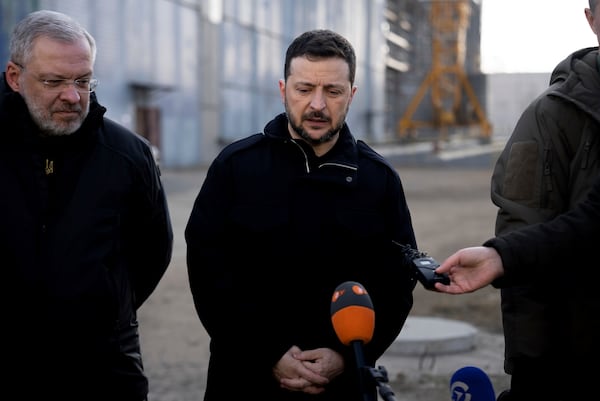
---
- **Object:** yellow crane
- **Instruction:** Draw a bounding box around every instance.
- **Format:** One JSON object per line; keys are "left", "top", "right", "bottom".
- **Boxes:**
{"left": 397, "top": 0, "right": 492, "bottom": 143}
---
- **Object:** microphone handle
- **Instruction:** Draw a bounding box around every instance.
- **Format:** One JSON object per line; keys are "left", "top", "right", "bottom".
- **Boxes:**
{"left": 351, "top": 340, "right": 377, "bottom": 401}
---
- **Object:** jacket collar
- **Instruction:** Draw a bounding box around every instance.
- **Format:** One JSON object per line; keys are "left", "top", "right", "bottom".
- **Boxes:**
{"left": 264, "top": 112, "right": 359, "bottom": 166}
{"left": 549, "top": 47, "right": 600, "bottom": 121}
{"left": 264, "top": 112, "right": 359, "bottom": 186}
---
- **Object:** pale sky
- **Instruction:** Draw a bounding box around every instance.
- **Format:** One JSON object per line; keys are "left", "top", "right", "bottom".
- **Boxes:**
{"left": 480, "top": 0, "right": 597, "bottom": 73}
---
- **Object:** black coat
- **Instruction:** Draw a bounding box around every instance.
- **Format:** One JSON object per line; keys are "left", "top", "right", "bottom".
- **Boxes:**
{"left": 186, "top": 113, "right": 416, "bottom": 401}
{"left": 0, "top": 74, "right": 173, "bottom": 400}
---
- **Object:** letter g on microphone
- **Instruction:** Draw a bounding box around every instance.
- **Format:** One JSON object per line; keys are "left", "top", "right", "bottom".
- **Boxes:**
{"left": 450, "top": 366, "right": 496, "bottom": 401}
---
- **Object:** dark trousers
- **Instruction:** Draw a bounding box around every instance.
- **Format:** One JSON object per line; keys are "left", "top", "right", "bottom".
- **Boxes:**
{"left": 497, "top": 357, "right": 581, "bottom": 401}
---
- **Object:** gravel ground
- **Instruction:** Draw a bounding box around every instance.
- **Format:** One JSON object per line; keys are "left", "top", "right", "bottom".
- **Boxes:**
{"left": 138, "top": 150, "right": 509, "bottom": 401}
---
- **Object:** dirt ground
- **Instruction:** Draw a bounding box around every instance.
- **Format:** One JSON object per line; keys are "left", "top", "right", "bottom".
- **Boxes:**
{"left": 138, "top": 156, "right": 507, "bottom": 401}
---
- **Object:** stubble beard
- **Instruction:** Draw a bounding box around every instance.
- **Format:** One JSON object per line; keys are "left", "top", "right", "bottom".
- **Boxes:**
{"left": 286, "top": 103, "right": 348, "bottom": 146}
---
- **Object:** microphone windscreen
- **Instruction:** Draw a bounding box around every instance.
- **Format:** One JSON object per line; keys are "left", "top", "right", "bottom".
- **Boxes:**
{"left": 330, "top": 281, "right": 375, "bottom": 346}
{"left": 450, "top": 366, "right": 496, "bottom": 401}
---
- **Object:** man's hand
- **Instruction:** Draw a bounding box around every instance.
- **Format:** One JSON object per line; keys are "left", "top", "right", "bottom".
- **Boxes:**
{"left": 273, "top": 345, "right": 344, "bottom": 394}
{"left": 434, "top": 246, "right": 505, "bottom": 294}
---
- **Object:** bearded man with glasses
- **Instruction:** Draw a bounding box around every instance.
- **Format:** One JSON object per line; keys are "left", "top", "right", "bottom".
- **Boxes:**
{"left": 0, "top": 9, "right": 173, "bottom": 401}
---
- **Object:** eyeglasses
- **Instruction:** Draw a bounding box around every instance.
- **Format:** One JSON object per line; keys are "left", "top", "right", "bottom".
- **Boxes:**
{"left": 14, "top": 62, "right": 98, "bottom": 94}
{"left": 38, "top": 77, "right": 99, "bottom": 93}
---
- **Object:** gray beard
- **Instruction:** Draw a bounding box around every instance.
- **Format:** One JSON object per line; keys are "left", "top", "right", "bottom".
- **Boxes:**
{"left": 23, "top": 96, "right": 87, "bottom": 137}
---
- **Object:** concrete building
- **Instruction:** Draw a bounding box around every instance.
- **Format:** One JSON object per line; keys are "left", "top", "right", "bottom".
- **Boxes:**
{"left": 0, "top": 0, "right": 545, "bottom": 169}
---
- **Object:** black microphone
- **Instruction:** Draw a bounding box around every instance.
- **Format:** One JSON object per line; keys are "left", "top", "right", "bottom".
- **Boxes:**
{"left": 450, "top": 366, "right": 496, "bottom": 401}
{"left": 330, "top": 281, "right": 377, "bottom": 401}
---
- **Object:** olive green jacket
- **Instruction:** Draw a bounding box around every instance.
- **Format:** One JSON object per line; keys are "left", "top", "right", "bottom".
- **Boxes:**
{"left": 490, "top": 46, "right": 600, "bottom": 374}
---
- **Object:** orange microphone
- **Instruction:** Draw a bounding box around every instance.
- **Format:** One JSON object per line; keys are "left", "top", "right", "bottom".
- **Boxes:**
{"left": 330, "top": 281, "right": 377, "bottom": 401}
{"left": 330, "top": 281, "right": 375, "bottom": 345}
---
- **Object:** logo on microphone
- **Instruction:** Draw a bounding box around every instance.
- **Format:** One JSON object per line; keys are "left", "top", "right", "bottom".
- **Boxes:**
{"left": 332, "top": 283, "right": 368, "bottom": 302}
{"left": 449, "top": 366, "right": 496, "bottom": 401}
{"left": 450, "top": 380, "right": 472, "bottom": 401}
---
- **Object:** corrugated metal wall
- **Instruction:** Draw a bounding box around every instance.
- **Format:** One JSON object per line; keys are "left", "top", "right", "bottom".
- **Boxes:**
{"left": 1, "top": 0, "right": 494, "bottom": 168}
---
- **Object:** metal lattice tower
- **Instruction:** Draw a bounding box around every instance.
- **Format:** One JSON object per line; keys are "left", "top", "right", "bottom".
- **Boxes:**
{"left": 397, "top": 0, "right": 492, "bottom": 142}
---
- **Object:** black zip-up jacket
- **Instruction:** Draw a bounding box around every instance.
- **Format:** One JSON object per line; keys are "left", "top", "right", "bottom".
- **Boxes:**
{"left": 185, "top": 112, "right": 417, "bottom": 401}
{"left": 0, "top": 74, "right": 173, "bottom": 400}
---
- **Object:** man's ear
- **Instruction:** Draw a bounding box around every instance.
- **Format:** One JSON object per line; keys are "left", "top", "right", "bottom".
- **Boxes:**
{"left": 278, "top": 78, "right": 286, "bottom": 103}
{"left": 5, "top": 61, "right": 22, "bottom": 92}
{"left": 585, "top": 8, "right": 598, "bottom": 36}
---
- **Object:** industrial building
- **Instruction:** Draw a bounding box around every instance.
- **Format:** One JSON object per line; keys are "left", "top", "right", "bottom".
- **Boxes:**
{"left": 1, "top": 0, "right": 535, "bottom": 169}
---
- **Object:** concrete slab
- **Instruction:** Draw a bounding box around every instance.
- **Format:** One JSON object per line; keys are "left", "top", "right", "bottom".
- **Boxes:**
{"left": 377, "top": 316, "right": 507, "bottom": 393}
{"left": 389, "top": 316, "right": 478, "bottom": 356}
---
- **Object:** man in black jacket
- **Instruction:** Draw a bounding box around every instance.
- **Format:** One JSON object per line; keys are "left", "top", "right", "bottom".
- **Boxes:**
{"left": 486, "top": 1, "right": 600, "bottom": 399}
{"left": 185, "top": 29, "right": 417, "bottom": 401}
{"left": 1, "top": 10, "right": 173, "bottom": 401}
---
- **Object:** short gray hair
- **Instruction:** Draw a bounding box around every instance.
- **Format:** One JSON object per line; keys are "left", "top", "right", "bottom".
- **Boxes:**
{"left": 9, "top": 10, "right": 96, "bottom": 66}
{"left": 591, "top": 0, "right": 598, "bottom": 12}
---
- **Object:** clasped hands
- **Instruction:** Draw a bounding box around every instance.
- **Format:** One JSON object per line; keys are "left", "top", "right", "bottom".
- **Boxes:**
{"left": 273, "top": 345, "right": 344, "bottom": 394}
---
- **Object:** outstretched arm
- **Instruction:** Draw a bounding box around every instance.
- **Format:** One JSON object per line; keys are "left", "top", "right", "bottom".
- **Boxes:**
{"left": 433, "top": 246, "right": 504, "bottom": 294}
{"left": 434, "top": 169, "right": 600, "bottom": 295}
